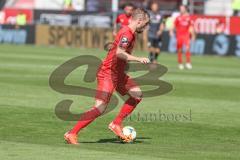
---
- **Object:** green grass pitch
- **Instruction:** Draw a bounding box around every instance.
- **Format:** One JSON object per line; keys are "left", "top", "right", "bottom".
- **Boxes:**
{"left": 0, "top": 44, "right": 240, "bottom": 160}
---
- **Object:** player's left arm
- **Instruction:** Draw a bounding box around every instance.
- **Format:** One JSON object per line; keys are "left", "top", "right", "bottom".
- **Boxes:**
{"left": 189, "top": 19, "right": 196, "bottom": 40}
{"left": 157, "top": 21, "right": 165, "bottom": 36}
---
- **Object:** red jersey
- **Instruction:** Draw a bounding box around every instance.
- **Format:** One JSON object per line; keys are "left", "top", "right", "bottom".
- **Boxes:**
{"left": 98, "top": 26, "right": 135, "bottom": 80}
{"left": 116, "top": 13, "right": 131, "bottom": 27}
{"left": 174, "top": 14, "right": 193, "bottom": 38}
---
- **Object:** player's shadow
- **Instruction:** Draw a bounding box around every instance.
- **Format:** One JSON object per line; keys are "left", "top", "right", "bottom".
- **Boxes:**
{"left": 80, "top": 137, "right": 151, "bottom": 144}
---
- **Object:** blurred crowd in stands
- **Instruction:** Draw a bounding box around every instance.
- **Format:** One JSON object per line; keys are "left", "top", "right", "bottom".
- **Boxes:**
{"left": 0, "top": 0, "right": 240, "bottom": 27}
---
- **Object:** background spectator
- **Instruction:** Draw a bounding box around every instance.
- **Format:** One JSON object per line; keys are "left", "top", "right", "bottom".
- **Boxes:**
{"left": 232, "top": 0, "right": 240, "bottom": 16}
{"left": 16, "top": 11, "right": 27, "bottom": 26}
{"left": 64, "top": 0, "right": 73, "bottom": 10}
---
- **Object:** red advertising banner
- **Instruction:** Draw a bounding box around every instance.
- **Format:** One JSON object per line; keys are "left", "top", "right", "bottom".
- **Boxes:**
{"left": 1, "top": 8, "right": 33, "bottom": 24}
{"left": 191, "top": 15, "right": 229, "bottom": 35}
{"left": 229, "top": 16, "right": 240, "bottom": 35}
{"left": 191, "top": 15, "right": 240, "bottom": 35}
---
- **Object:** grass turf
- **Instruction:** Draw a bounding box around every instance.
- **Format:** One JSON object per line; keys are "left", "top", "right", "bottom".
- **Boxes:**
{"left": 0, "top": 44, "right": 240, "bottom": 160}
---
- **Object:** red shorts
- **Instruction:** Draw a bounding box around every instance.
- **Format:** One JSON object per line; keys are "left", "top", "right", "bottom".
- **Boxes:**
{"left": 177, "top": 35, "right": 190, "bottom": 50}
{"left": 95, "top": 74, "right": 138, "bottom": 103}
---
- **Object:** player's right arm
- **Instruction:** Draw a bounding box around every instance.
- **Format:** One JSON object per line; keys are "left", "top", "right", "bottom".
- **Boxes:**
{"left": 157, "top": 23, "right": 165, "bottom": 36}
{"left": 116, "top": 34, "right": 149, "bottom": 64}
{"left": 189, "top": 19, "right": 196, "bottom": 41}
{"left": 116, "top": 47, "right": 149, "bottom": 64}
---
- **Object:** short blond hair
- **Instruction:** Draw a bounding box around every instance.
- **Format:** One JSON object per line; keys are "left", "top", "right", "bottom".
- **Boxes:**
{"left": 131, "top": 8, "right": 150, "bottom": 20}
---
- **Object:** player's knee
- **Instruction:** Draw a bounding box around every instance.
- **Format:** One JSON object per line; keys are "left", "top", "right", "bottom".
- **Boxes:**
{"left": 149, "top": 48, "right": 154, "bottom": 52}
{"left": 185, "top": 46, "right": 190, "bottom": 51}
{"left": 177, "top": 49, "right": 182, "bottom": 54}
{"left": 95, "top": 99, "right": 107, "bottom": 114}
{"left": 177, "top": 45, "right": 182, "bottom": 51}
{"left": 128, "top": 87, "right": 143, "bottom": 101}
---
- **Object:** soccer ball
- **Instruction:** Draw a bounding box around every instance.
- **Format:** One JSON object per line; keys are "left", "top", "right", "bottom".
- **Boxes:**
{"left": 122, "top": 126, "right": 137, "bottom": 142}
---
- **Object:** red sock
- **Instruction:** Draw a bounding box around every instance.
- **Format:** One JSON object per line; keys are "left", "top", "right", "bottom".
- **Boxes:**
{"left": 70, "top": 107, "right": 101, "bottom": 134}
{"left": 113, "top": 97, "right": 141, "bottom": 125}
{"left": 178, "top": 51, "right": 183, "bottom": 64}
{"left": 186, "top": 51, "right": 191, "bottom": 63}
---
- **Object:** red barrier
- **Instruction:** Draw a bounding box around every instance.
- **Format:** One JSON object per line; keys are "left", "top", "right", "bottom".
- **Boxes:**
{"left": 191, "top": 15, "right": 240, "bottom": 35}
{"left": 1, "top": 8, "right": 33, "bottom": 24}
{"left": 229, "top": 16, "right": 240, "bottom": 35}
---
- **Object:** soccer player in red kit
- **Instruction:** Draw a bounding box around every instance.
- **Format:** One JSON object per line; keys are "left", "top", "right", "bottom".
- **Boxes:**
{"left": 113, "top": 3, "right": 135, "bottom": 36}
{"left": 171, "top": 5, "right": 195, "bottom": 70}
{"left": 64, "top": 8, "right": 150, "bottom": 145}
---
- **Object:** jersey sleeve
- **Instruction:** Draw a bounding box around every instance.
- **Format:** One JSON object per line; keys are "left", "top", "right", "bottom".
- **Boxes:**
{"left": 116, "top": 15, "right": 120, "bottom": 23}
{"left": 117, "top": 33, "right": 133, "bottom": 51}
